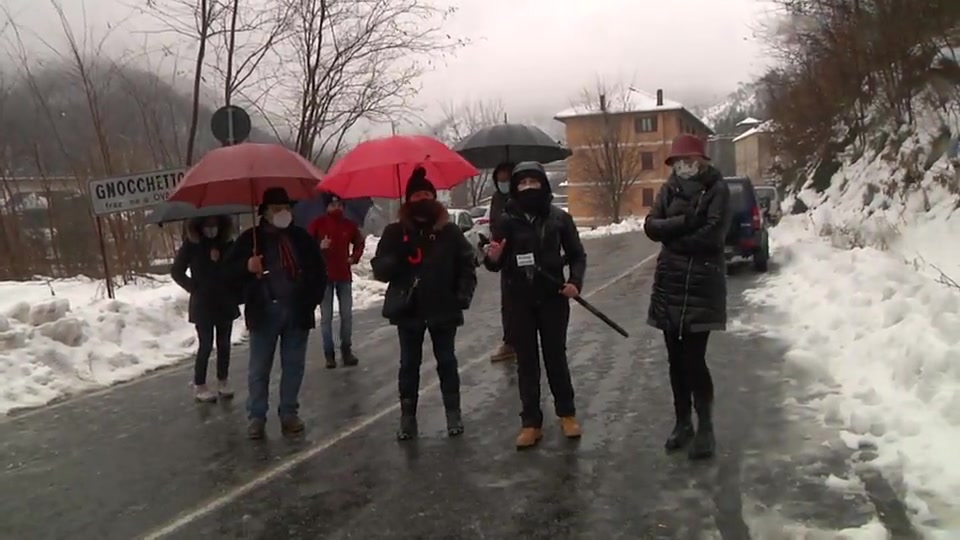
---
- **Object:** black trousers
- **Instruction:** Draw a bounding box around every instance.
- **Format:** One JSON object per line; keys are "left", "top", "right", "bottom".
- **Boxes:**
{"left": 500, "top": 273, "right": 513, "bottom": 345}
{"left": 397, "top": 324, "right": 460, "bottom": 402}
{"left": 663, "top": 330, "right": 714, "bottom": 417}
{"left": 511, "top": 296, "right": 575, "bottom": 428}
{"left": 194, "top": 320, "right": 233, "bottom": 385}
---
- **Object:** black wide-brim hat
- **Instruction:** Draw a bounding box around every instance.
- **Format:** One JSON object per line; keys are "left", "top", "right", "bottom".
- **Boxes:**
{"left": 257, "top": 187, "right": 297, "bottom": 215}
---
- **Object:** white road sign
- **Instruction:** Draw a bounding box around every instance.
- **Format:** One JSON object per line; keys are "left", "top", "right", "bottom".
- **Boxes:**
{"left": 89, "top": 168, "right": 186, "bottom": 215}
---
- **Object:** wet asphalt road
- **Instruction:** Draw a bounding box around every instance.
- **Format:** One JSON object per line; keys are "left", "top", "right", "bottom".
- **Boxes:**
{"left": 0, "top": 233, "right": 900, "bottom": 539}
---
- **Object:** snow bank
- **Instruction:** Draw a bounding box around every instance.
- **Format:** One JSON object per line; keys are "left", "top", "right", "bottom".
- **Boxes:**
{"left": 579, "top": 217, "right": 644, "bottom": 239}
{"left": 746, "top": 89, "right": 960, "bottom": 534}
{"left": 0, "top": 236, "right": 387, "bottom": 415}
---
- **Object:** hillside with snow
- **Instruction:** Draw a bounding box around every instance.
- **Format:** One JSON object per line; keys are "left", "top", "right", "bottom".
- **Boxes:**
{"left": 694, "top": 80, "right": 767, "bottom": 134}
{"left": 739, "top": 61, "right": 960, "bottom": 536}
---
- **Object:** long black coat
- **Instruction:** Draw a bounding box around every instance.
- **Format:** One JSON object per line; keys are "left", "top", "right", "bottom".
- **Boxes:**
{"left": 171, "top": 216, "right": 241, "bottom": 326}
{"left": 643, "top": 166, "right": 731, "bottom": 334}
{"left": 371, "top": 204, "right": 478, "bottom": 328}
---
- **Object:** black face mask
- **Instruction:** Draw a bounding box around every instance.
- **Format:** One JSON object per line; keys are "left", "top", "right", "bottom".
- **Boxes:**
{"left": 516, "top": 188, "right": 549, "bottom": 214}
{"left": 409, "top": 199, "right": 439, "bottom": 225}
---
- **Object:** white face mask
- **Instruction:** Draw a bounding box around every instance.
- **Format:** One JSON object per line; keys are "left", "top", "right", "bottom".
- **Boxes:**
{"left": 202, "top": 226, "right": 218, "bottom": 239}
{"left": 673, "top": 160, "right": 700, "bottom": 179}
{"left": 270, "top": 210, "right": 293, "bottom": 229}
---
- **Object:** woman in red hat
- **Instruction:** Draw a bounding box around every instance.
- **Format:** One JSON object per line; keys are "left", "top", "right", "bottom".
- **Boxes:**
{"left": 643, "top": 134, "right": 732, "bottom": 460}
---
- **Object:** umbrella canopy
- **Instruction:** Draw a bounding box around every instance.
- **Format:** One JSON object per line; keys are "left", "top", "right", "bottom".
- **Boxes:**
{"left": 145, "top": 201, "right": 250, "bottom": 226}
{"left": 292, "top": 192, "right": 373, "bottom": 228}
{"left": 167, "top": 142, "right": 325, "bottom": 207}
{"left": 453, "top": 123, "right": 572, "bottom": 169}
{"left": 317, "top": 135, "right": 478, "bottom": 199}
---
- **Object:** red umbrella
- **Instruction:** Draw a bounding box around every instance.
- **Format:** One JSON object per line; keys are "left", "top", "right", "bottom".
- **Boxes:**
{"left": 168, "top": 143, "right": 325, "bottom": 207}
{"left": 317, "top": 135, "right": 478, "bottom": 199}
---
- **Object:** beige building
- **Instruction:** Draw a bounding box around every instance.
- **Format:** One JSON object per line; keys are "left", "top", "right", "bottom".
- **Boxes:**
{"left": 733, "top": 120, "right": 774, "bottom": 183}
{"left": 555, "top": 89, "right": 713, "bottom": 225}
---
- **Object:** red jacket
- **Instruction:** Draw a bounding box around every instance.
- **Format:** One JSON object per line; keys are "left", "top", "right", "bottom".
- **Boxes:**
{"left": 307, "top": 214, "right": 364, "bottom": 282}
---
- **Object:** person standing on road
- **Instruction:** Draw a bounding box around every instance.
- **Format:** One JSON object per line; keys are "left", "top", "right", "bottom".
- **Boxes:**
{"left": 371, "top": 167, "right": 478, "bottom": 441}
{"left": 643, "top": 134, "right": 732, "bottom": 460}
{"left": 307, "top": 193, "right": 365, "bottom": 369}
{"left": 171, "top": 215, "right": 240, "bottom": 403}
{"left": 483, "top": 161, "right": 587, "bottom": 450}
{"left": 224, "top": 187, "right": 327, "bottom": 440}
{"left": 488, "top": 161, "right": 516, "bottom": 363}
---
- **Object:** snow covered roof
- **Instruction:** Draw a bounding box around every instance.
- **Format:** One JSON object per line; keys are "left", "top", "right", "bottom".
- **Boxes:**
{"left": 736, "top": 117, "right": 762, "bottom": 127}
{"left": 733, "top": 120, "right": 773, "bottom": 143}
{"left": 554, "top": 89, "right": 685, "bottom": 120}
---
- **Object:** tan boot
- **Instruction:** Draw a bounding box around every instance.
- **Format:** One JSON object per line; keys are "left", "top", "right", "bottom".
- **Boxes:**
{"left": 560, "top": 416, "right": 582, "bottom": 439}
{"left": 490, "top": 343, "right": 516, "bottom": 363}
{"left": 515, "top": 427, "right": 542, "bottom": 450}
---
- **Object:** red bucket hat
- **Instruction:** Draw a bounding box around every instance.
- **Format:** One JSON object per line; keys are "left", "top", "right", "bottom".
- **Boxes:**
{"left": 665, "top": 134, "right": 710, "bottom": 165}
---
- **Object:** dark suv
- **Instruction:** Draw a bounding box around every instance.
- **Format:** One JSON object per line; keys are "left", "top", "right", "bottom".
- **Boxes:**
{"left": 724, "top": 176, "right": 770, "bottom": 272}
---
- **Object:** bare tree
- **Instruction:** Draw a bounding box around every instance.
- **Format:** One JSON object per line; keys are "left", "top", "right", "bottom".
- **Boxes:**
{"left": 144, "top": 0, "right": 289, "bottom": 160}
{"left": 574, "top": 82, "right": 648, "bottom": 223}
{"left": 433, "top": 99, "right": 505, "bottom": 207}
{"left": 282, "top": 0, "right": 463, "bottom": 162}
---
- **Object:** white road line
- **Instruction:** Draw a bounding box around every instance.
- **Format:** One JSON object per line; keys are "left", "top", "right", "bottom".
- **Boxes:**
{"left": 140, "top": 252, "right": 657, "bottom": 539}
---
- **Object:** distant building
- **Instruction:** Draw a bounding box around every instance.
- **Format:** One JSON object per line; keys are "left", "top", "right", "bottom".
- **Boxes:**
{"left": 706, "top": 136, "right": 737, "bottom": 177}
{"left": 733, "top": 120, "right": 775, "bottom": 183}
{"left": 554, "top": 88, "right": 713, "bottom": 225}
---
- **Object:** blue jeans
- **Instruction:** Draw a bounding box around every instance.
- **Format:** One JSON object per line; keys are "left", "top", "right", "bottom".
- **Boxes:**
{"left": 247, "top": 302, "right": 310, "bottom": 420}
{"left": 320, "top": 281, "right": 353, "bottom": 355}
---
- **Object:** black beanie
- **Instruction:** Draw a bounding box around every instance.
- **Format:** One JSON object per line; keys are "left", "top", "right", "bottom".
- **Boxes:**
{"left": 405, "top": 167, "right": 437, "bottom": 201}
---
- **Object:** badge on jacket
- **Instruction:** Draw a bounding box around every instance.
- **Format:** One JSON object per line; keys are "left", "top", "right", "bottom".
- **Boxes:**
{"left": 516, "top": 253, "right": 535, "bottom": 268}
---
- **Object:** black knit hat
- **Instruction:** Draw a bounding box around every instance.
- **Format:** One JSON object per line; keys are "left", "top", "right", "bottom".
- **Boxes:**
{"left": 405, "top": 167, "right": 437, "bottom": 201}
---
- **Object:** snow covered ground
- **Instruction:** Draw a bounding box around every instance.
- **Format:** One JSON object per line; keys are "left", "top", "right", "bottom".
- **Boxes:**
{"left": 741, "top": 90, "right": 960, "bottom": 536}
{"left": 0, "top": 222, "right": 645, "bottom": 416}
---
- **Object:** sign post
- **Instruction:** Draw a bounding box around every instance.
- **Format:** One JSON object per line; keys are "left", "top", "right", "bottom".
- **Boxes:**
{"left": 211, "top": 105, "right": 251, "bottom": 147}
{"left": 88, "top": 167, "right": 187, "bottom": 299}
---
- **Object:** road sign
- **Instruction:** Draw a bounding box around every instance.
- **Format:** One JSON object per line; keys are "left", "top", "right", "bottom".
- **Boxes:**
{"left": 211, "top": 105, "right": 251, "bottom": 145}
{"left": 88, "top": 168, "right": 186, "bottom": 215}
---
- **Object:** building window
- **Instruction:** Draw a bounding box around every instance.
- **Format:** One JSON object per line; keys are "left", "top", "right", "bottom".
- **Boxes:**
{"left": 642, "top": 188, "right": 654, "bottom": 207}
{"left": 641, "top": 152, "right": 654, "bottom": 170}
{"left": 634, "top": 115, "right": 657, "bottom": 133}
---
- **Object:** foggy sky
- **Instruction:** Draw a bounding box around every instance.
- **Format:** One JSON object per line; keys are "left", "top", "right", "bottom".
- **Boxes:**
{"left": 4, "top": 0, "right": 775, "bottom": 129}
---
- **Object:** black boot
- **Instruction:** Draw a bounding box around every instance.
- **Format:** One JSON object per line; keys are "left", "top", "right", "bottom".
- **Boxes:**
{"left": 324, "top": 351, "right": 336, "bottom": 369}
{"left": 688, "top": 400, "right": 715, "bottom": 460}
{"left": 342, "top": 347, "right": 359, "bottom": 367}
{"left": 442, "top": 393, "right": 464, "bottom": 437}
{"left": 664, "top": 414, "right": 694, "bottom": 452}
{"left": 396, "top": 398, "right": 418, "bottom": 441}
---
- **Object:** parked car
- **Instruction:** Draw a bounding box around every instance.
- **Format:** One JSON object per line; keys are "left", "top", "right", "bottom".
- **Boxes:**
{"left": 723, "top": 176, "right": 770, "bottom": 272}
{"left": 467, "top": 206, "right": 487, "bottom": 219}
{"left": 472, "top": 206, "right": 492, "bottom": 240}
{"left": 754, "top": 185, "right": 782, "bottom": 226}
{"left": 449, "top": 208, "right": 484, "bottom": 262}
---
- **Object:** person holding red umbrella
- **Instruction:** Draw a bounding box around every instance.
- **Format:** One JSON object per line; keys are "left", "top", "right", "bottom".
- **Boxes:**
{"left": 371, "top": 167, "right": 478, "bottom": 441}
{"left": 223, "top": 187, "right": 327, "bottom": 440}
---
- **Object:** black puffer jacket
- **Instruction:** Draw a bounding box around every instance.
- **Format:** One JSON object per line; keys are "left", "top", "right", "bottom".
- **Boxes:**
{"left": 371, "top": 203, "right": 478, "bottom": 328}
{"left": 171, "top": 216, "right": 241, "bottom": 325}
{"left": 643, "top": 166, "right": 731, "bottom": 334}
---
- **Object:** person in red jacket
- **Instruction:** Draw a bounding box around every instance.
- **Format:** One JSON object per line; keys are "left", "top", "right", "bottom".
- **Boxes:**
{"left": 307, "top": 194, "right": 365, "bottom": 368}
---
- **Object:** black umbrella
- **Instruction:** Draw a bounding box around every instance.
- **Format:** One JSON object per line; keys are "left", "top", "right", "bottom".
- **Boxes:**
{"left": 454, "top": 123, "right": 572, "bottom": 169}
{"left": 145, "top": 201, "right": 250, "bottom": 226}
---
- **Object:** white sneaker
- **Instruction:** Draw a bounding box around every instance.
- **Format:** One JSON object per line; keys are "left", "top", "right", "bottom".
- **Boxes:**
{"left": 194, "top": 384, "right": 218, "bottom": 403}
{"left": 217, "top": 379, "right": 234, "bottom": 398}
